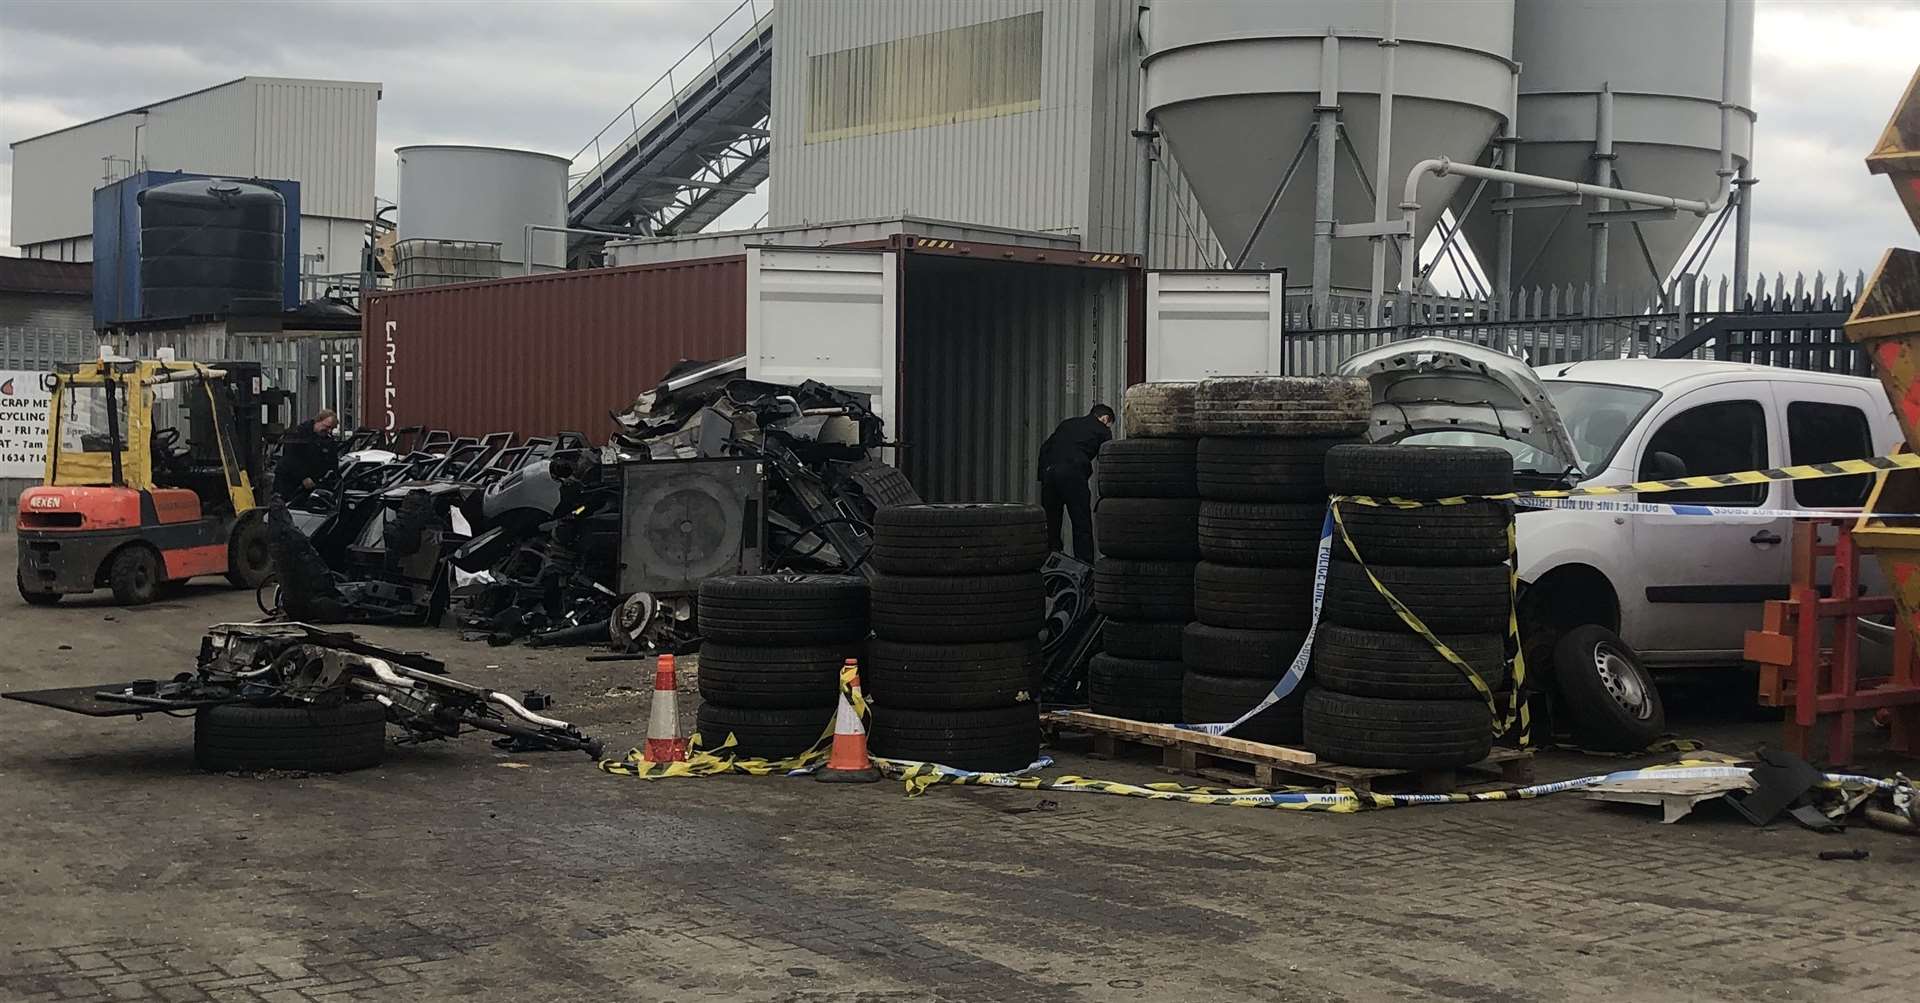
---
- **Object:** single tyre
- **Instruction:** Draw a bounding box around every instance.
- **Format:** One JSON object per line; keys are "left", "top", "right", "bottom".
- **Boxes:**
{"left": 697, "top": 643, "right": 851, "bottom": 709}
{"left": 870, "top": 504, "right": 1048, "bottom": 575}
{"left": 869, "top": 571, "right": 1045, "bottom": 643}
{"left": 1102, "top": 619, "right": 1186, "bottom": 660}
{"left": 1196, "top": 436, "right": 1355, "bottom": 502}
{"left": 1552, "top": 625, "right": 1666, "bottom": 752}
{"left": 1194, "top": 376, "right": 1370, "bottom": 438}
{"left": 1312, "top": 625, "right": 1509, "bottom": 700}
{"left": 696, "top": 702, "right": 834, "bottom": 760}
{"left": 1094, "top": 498, "right": 1200, "bottom": 560}
{"left": 1331, "top": 501, "right": 1511, "bottom": 567}
{"left": 1302, "top": 689, "right": 1493, "bottom": 770}
{"left": 1182, "top": 623, "right": 1309, "bottom": 680}
{"left": 18, "top": 569, "right": 60, "bottom": 606}
{"left": 698, "top": 575, "right": 869, "bottom": 645}
{"left": 1323, "top": 562, "right": 1510, "bottom": 635}
{"left": 865, "top": 638, "right": 1040, "bottom": 711}
{"left": 1183, "top": 671, "right": 1306, "bottom": 745}
{"left": 108, "top": 545, "right": 163, "bottom": 606}
{"left": 869, "top": 704, "right": 1040, "bottom": 772}
{"left": 1324, "top": 444, "right": 1515, "bottom": 499}
{"left": 1122, "top": 382, "right": 1199, "bottom": 438}
{"left": 1198, "top": 501, "right": 1327, "bottom": 567}
{"left": 1097, "top": 438, "right": 1199, "bottom": 498}
{"left": 193, "top": 700, "right": 387, "bottom": 773}
{"left": 1087, "top": 655, "right": 1185, "bottom": 722}
{"left": 1193, "top": 562, "right": 1314, "bottom": 630}
{"left": 226, "top": 512, "right": 273, "bottom": 588}
{"left": 1093, "top": 558, "right": 1196, "bottom": 621}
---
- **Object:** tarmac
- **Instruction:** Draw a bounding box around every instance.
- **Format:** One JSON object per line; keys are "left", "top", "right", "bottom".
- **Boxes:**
{"left": 2, "top": 537, "right": 1917, "bottom": 1003}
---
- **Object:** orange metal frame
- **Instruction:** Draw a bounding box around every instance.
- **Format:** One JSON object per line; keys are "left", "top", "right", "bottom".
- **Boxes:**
{"left": 1744, "top": 519, "right": 1920, "bottom": 764}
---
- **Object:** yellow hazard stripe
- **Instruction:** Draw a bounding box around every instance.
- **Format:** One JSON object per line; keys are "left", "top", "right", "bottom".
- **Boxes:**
{"left": 597, "top": 662, "right": 870, "bottom": 779}
{"left": 1344, "top": 451, "right": 1920, "bottom": 508}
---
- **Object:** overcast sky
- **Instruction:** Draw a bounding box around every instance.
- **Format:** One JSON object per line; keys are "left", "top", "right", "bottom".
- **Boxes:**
{"left": 2, "top": 0, "right": 1916, "bottom": 289}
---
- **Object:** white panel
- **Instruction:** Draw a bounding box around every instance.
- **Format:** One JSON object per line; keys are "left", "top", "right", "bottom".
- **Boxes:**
{"left": 397, "top": 146, "right": 569, "bottom": 270}
{"left": 746, "top": 248, "right": 898, "bottom": 458}
{"left": 1145, "top": 270, "right": 1286, "bottom": 380}
{"left": 253, "top": 78, "right": 381, "bottom": 221}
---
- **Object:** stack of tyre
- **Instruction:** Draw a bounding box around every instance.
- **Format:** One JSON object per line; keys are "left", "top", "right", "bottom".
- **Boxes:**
{"left": 1088, "top": 382, "right": 1202, "bottom": 722}
{"left": 1180, "top": 376, "right": 1370, "bottom": 742}
{"left": 866, "top": 504, "right": 1047, "bottom": 771}
{"left": 1306, "top": 444, "right": 1515, "bottom": 770}
{"left": 695, "top": 574, "right": 870, "bottom": 759}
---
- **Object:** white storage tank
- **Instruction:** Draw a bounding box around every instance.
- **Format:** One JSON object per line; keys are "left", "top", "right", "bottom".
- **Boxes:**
{"left": 1143, "top": 0, "right": 1515, "bottom": 289}
{"left": 1454, "top": 0, "right": 1755, "bottom": 301}
{"left": 396, "top": 145, "right": 569, "bottom": 277}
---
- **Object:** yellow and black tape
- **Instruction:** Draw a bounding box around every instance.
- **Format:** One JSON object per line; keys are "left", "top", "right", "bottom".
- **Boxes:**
{"left": 1345, "top": 451, "right": 1920, "bottom": 509}
{"left": 598, "top": 663, "right": 869, "bottom": 779}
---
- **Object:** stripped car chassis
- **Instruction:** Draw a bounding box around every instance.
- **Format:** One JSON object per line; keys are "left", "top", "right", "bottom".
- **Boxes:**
{"left": 3, "top": 623, "right": 603, "bottom": 759}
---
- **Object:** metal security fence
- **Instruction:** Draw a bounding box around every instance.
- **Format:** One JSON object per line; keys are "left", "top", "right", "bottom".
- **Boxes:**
{"left": 1, "top": 326, "right": 98, "bottom": 370}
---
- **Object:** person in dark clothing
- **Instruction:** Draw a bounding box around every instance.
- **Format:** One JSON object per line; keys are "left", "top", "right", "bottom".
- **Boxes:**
{"left": 1037, "top": 404, "right": 1115, "bottom": 561}
{"left": 272, "top": 409, "right": 340, "bottom": 501}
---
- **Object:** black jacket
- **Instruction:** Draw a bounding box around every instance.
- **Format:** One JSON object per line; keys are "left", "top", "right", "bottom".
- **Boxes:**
{"left": 1037, "top": 415, "right": 1112, "bottom": 481}
{"left": 273, "top": 420, "right": 337, "bottom": 498}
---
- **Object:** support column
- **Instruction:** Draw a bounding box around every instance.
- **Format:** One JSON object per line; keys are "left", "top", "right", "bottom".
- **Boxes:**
{"left": 1587, "top": 84, "right": 1616, "bottom": 294}
{"left": 1732, "top": 157, "right": 1754, "bottom": 309}
{"left": 1366, "top": 0, "right": 1399, "bottom": 326}
{"left": 1495, "top": 69, "right": 1520, "bottom": 321}
{"left": 1310, "top": 33, "right": 1341, "bottom": 327}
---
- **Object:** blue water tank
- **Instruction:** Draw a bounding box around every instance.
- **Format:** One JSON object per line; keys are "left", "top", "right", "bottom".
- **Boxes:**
{"left": 91, "top": 170, "right": 302, "bottom": 328}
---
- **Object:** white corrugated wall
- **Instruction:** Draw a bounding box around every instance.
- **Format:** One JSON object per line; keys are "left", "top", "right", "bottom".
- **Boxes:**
{"left": 253, "top": 79, "right": 379, "bottom": 222}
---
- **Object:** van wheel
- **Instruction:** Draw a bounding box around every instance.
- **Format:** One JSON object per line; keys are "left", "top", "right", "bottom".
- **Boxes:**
{"left": 1553, "top": 625, "right": 1665, "bottom": 752}
{"left": 108, "top": 546, "right": 163, "bottom": 605}
{"left": 227, "top": 513, "right": 272, "bottom": 588}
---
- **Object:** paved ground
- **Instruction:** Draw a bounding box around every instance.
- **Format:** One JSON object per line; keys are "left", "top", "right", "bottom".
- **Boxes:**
{"left": 2, "top": 540, "right": 1917, "bottom": 1002}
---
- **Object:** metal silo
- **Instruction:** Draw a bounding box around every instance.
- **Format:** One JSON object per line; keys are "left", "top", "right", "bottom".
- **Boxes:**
{"left": 1142, "top": 0, "right": 1515, "bottom": 318}
{"left": 395, "top": 145, "right": 569, "bottom": 282}
{"left": 1454, "top": 0, "right": 1755, "bottom": 304}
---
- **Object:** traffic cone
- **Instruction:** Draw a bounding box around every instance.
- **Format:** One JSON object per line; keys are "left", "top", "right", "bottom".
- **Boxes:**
{"left": 642, "top": 653, "right": 687, "bottom": 763}
{"left": 816, "top": 659, "right": 880, "bottom": 783}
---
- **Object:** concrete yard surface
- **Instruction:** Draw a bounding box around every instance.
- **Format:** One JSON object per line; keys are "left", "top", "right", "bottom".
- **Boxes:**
{"left": 2, "top": 550, "right": 1917, "bottom": 1001}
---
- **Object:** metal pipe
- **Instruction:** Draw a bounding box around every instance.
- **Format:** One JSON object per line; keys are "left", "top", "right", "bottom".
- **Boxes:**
{"left": 487, "top": 690, "right": 575, "bottom": 731}
{"left": 1495, "top": 67, "right": 1520, "bottom": 324}
{"left": 1311, "top": 33, "right": 1341, "bottom": 326}
{"left": 523, "top": 223, "right": 640, "bottom": 275}
{"left": 1135, "top": 5, "right": 1156, "bottom": 266}
{"left": 1367, "top": 0, "right": 1399, "bottom": 326}
{"left": 1733, "top": 153, "right": 1755, "bottom": 309}
{"left": 1589, "top": 84, "right": 1616, "bottom": 292}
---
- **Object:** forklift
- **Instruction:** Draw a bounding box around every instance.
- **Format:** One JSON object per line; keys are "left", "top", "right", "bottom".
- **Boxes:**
{"left": 16, "top": 355, "right": 290, "bottom": 605}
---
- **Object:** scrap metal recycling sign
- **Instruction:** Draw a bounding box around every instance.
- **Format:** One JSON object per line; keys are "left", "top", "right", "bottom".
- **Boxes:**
{"left": 0, "top": 371, "right": 52, "bottom": 479}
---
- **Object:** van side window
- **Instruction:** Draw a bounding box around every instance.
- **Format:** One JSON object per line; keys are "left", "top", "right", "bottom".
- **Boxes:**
{"left": 1787, "top": 401, "right": 1873, "bottom": 507}
{"left": 1639, "top": 399, "right": 1767, "bottom": 505}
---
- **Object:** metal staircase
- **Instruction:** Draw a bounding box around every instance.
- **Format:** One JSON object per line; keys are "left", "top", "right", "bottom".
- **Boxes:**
{"left": 566, "top": 0, "right": 774, "bottom": 260}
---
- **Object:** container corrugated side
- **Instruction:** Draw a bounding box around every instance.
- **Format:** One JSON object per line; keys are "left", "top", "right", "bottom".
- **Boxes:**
{"left": 361, "top": 257, "right": 746, "bottom": 441}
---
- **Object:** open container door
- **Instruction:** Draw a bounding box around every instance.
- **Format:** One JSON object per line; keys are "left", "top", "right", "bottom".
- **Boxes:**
{"left": 746, "top": 247, "right": 898, "bottom": 463}
{"left": 1143, "top": 269, "right": 1287, "bottom": 381}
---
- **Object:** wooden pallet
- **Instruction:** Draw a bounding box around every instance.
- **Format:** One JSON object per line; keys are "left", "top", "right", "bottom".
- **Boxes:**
{"left": 1044, "top": 710, "right": 1534, "bottom": 795}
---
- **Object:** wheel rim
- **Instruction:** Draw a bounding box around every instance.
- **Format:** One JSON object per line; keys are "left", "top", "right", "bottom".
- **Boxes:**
{"left": 1591, "top": 641, "right": 1654, "bottom": 720}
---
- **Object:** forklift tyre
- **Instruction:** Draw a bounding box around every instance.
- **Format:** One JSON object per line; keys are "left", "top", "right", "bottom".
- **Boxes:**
{"left": 18, "top": 569, "right": 60, "bottom": 606}
{"left": 194, "top": 701, "right": 387, "bottom": 773}
{"left": 227, "top": 513, "right": 273, "bottom": 589}
{"left": 108, "top": 545, "right": 163, "bottom": 606}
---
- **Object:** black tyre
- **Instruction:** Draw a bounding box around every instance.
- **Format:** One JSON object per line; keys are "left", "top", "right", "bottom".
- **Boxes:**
{"left": 697, "top": 643, "right": 851, "bottom": 709}
{"left": 1194, "top": 376, "right": 1370, "bottom": 437}
{"left": 1094, "top": 498, "right": 1200, "bottom": 560}
{"left": 1182, "top": 623, "right": 1308, "bottom": 680}
{"left": 1198, "top": 501, "right": 1327, "bottom": 567}
{"left": 1093, "top": 558, "right": 1195, "bottom": 621}
{"left": 1324, "top": 444, "right": 1515, "bottom": 499}
{"left": 1087, "top": 654, "right": 1185, "bottom": 722}
{"left": 1312, "top": 625, "right": 1509, "bottom": 700}
{"left": 1196, "top": 435, "right": 1354, "bottom": 502}
{"left": 1183, "top": 671, "right": 1306, "bottom": 745}
{"left": 1102, "top": 618, "right": 1186, "bottom": 660}
{"left": 1193, "top": 562, "right": 1314, "bottom": 630}
{"left": 1323, "top": 562, "right": 1510, "bottom": 634}
{"left": 698, "top": 575, "right": 869, "bottom": 645}
{"left": 1552, "top": 625, "right": 1666, "bottom": 752}
{"left": 226, "top": 512, "right": 273, "bottom": 588}
{"left": 865, "top": 638, "right": 1040, "bottom": 711}
{"left": 1332, "top": 501, "right": 1511, "bottom": 567}
{"left": 1097, "top": 438, "right": 1199, "bottom": 498}
{"left": 1302, "top": 689, "right": 1493, "bottom": 770}
{"left": 18, "top": 569, "right": 60, "bottom": 606}
{"left": 193, "top": 700, "right": 386, "bottom": 773}
{"left": 1122, "top": 382, "right": 1199, "bottom": 438}
{"left": 869, "top": 704, "right": 1040, "bottom": 772}
{"left": 870, "top": 504, "right": 1049, "bottom": 575}
{"left": 696, "top": 703, "right": 834, "bottom": 760}
{"left": 869, "top": 571, "right": 1045, "bottom": 643}
{"left": 108, "top": 545, "right": 163, "bottom": 605}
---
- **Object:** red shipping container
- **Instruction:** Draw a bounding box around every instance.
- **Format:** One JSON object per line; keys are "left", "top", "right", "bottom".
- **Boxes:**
{"left": 361, "top": 257, "right": 746, "bottom": 442}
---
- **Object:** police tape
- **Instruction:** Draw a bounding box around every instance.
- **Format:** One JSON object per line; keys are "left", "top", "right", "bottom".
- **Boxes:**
{"left": 1511, "top": 495, "right": 1908, "bottom": 520}
{"left": 598, "top": 662, "right": 870, "bottom": 779}
{"left": 1345, "top": 451, "right": 1920, "bottom": 510}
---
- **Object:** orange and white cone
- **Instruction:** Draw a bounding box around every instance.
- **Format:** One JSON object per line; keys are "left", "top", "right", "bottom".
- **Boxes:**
{"left": 816, "top": 659, "right": 880, "bottom": 783}
{"left": 642, "top": 653, "right": 687, "bottom": 763}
